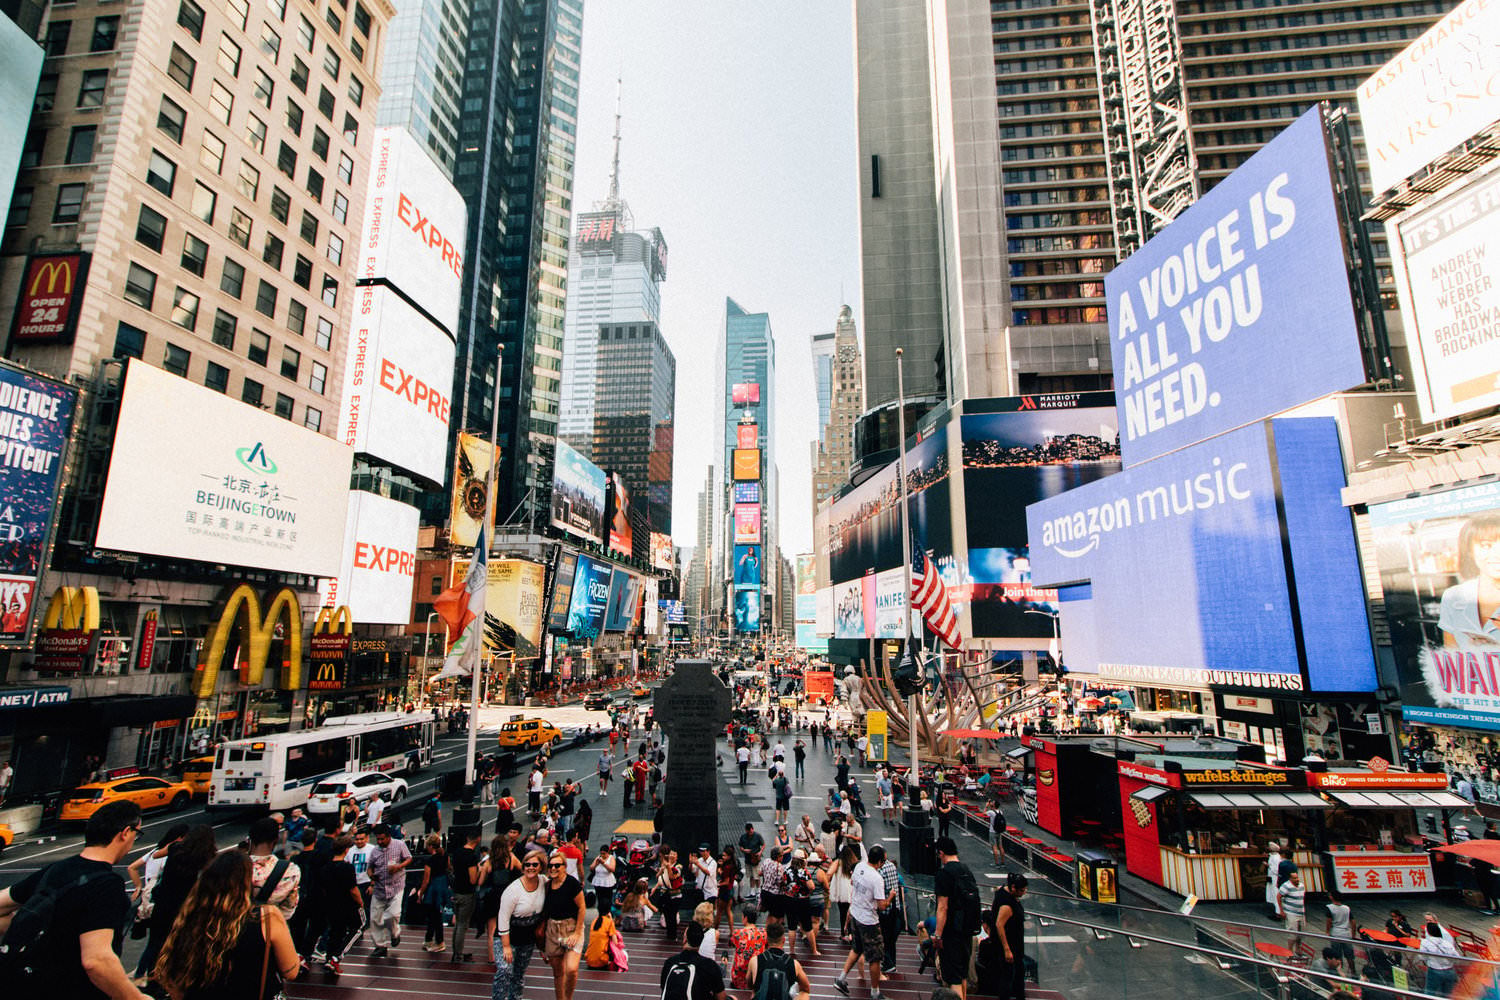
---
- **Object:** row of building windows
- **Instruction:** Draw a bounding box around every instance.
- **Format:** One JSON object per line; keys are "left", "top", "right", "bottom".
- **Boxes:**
{"left": 1184, "top": 26, "right": 1425, "bottom": 57}
{"left": 1003, "top": 164, "right": 1108, "bottom": 184}
{"left": 1185, "top": 50, "right": 1394, "bottom": 76}
{"left": 995, "top": 55, "right": 1097, "bottom": 74}
{"left": 1000, "top": 120, "right": 1100, "bottom": 140}
{"left": 1000, "top": 141, "right": 1105, "bottom": 162}
{"left": 1179, "top": 1, "right": 1450, "bottom": 26}
{"left": 994, "top": 32, "right": 1091, "bottom": 53}
{"left": 998, "top": 98, "right": 1098, "bottom": 118}
{"left": 992, "top": 12, "right": 1092, "bottom": 31}
{"left": 1189, "top": 75, "right": 1369, "bottom": 100}
{"left": 998, "top": 76, "right": 1099, "bottom": 97}
{"left": 1012, "top": 306, "right": 1108, "bottom": 325}
{"left": 1005, "top": 209, "right": 1113, "bottom": 230}
{"left": 1010, "top": 257, "right": 1112, "bottom": 278}
{"left": 1010, "top": 280, "right": 1106, "bottom": 301}
{"left": 1008, "top": 233, "right": 1111, "bottom": 253}
{"left": 1004, "top": 186, "right": 1108, "bottom": 207}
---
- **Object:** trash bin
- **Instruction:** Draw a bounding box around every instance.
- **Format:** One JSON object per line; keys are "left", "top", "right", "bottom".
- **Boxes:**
{"left": 1076, "top": 850, "right": 1118, "bottom": 903}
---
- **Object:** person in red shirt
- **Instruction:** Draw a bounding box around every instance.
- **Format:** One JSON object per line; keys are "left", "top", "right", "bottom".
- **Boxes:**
{"left": 558, "top": 830, "right": 586, "bottom": 882}
{"left": 633, "top": 757, "right": 649, "bottom": 804}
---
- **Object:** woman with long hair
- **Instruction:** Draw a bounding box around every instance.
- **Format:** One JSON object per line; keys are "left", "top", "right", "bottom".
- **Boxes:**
{"left": 588, "top": 841, "right": 618, "bottom": 917}
{"left": 715, "top": 848, "right": 740, "bottom": 933}
{"left": 152, "top": 850, "right": 299, "bottom": 1000}
{"left": 136, "top": 824, "right": 217, "bottom": 980}
{"left": 830, "top": 845, "right": 858, "bottom": 938}
{"left": 617, "top": 877, "right": 657, "bottom": 932}
{"left": 808, "top": 848, "right": 830, "bottom": 955}
{"left": 936, "top": 789, "right": 954, "bottom": 841}
{"left": 654, "top": 846, "right": 684, "bottom": 943}
{"left": 417, "top": 832, "right": 451, "bottom": 952}
{"left": 573, "top": 799, "right": 593, "bottom": 846}
{"left": 542, "top": 850, "right": 586, "bottom": 1000}
{"left": 493, "top": 848, "right": 547, "bottom": 1000}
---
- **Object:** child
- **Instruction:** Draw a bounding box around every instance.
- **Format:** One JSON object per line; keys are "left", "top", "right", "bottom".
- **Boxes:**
{"left": 618, "top": 878, "right": 656, "bottom": 932}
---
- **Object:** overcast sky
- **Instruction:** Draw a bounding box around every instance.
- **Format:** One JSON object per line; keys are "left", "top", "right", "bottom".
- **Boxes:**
{"left": 570, "top": 1, "right": 862, "bottom": 557}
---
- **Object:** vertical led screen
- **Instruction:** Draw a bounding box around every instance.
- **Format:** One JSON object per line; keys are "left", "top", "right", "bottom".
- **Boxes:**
{"left": 734, "top": 588, "right": 761, "bottom": 633}
{"left": 734, "top": 506, "right": 762, "bottom": 544}
{"left": 733, "top": 545, "right": 762, "bottom": 587}
{"left": 450, "top": 433, "right": 494, "bottom": 547}
{"left": 547, "top": 552, "right": 579, "bottom": 629}
{"left": 732, "top": 449, "right": 761, "bottom": 482}
{"left": 606, "top": 472, "right": 633, "bottom": 557}
{"left": 566, "top": 555, "right": 611, "bottom": 639}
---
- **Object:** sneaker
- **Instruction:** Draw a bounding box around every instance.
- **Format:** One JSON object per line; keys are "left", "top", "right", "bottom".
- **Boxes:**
{"left": 326, "top": 957, "right": 342, "bottom": 976}
{"left": 834, "top": 978, "right": 850, "bottom": 996}
{"left": 392, "top": 933, "right": 402, "bottom": 948}
{"left": 872, "top": 992, "right": 888, "bottom": 1000}
{"left": 371, "top": 946, "right": 389, "bottom": 959}
{"left": 309, "top": 950, "right": 327, "bottom": 965}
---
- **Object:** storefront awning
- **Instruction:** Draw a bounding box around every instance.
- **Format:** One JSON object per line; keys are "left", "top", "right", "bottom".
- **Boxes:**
{"left": 1188, "top": 791, "right": 1331, "bottom": 810}
{"left": 1005, "top": 746, "right": 1032, "bottom": 759}
{"left": 1131, "top": 785, "right": 1171, "bottom": 803}
{"left": 1328, "top": 790, "right": 1472, "bottom": 809}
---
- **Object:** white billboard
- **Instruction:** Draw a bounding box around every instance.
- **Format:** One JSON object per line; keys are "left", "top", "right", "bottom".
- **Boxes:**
{"left": 1389, "top": 158, "right": 1500, "bottom": 421}
{"left": 339, "top": 284, "right": 456, "bottom": 484}
{"left": 0, "top": 18, "right": 43, "bottom": 220}
{"left": 1357, "top": 0, "right": 1500, "bottom": 193}
{"left": 97, "top": 360, "right": 352, "bottom": 575}
{"left": 360, "top": 127, "right": 467, "bottom": 334}
{"left": 322, "top": 491, "right": 420, "bottom": 625}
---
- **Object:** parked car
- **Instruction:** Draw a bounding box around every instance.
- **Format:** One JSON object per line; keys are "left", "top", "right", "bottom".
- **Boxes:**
{"left": 497, "top": 718, "right": 562, "bottom": 749}
{"left": 306, "top": 770, "right": 410, "bottom": 817}
{"left": 59, "top": 775, "right": 193, "bottom": 822}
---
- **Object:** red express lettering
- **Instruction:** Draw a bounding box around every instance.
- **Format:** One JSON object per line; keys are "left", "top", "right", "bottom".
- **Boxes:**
{"left": 354, "top": 542, "right": 414, "bottom": 576}
{"left": 397, "top": 192, "right": 463, "bottom": 279}
{"left": 378, "top": 358, "right": 451, "bottom": 423}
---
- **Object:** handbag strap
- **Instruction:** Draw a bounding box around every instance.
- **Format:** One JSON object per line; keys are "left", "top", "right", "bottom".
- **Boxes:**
{"left": 257, "top": 906, "right": 271, "bottom": 1000}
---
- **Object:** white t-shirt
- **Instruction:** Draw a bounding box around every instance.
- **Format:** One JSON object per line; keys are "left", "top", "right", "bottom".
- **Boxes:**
{"left": 497, "top": 879, "right": 547, "bottom": 935}
{"left": 348, "top": 844, "right": 374, "bottom": 885}
{"left": 530, "top": 770, "right": 544, "bottom": 793}
{"left": 696, "top": 855, "right": 719, "bottom": 896}
{"left": 737, "top": 746, "right": 751, "bottom": 764}
{"left": 849, "top": 862, "right": 886, "bottom": 925}
{"left": 366, "top": 797, "right": 386, "bottom": 826}
{"left": 700, "top": 926, "right": 719, "bottom": 959}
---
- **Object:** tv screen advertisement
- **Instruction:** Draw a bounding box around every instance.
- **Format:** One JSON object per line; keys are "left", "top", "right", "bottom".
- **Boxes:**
{"left": 737, "top": 424, "right": 758, "bottom": 449}
{"left": 734, "top": 482, "right": 760, "bottom": 504}
{"left": 550, "top": 440, "right": 606, "bottom": 544}
{"left": 606, "top": 472, "right": 633, "bottom": 556}
{"left": 566, "top": 554, "right": 611, "bottom": 639}
{"left": 95, "top": 360, "right": 352, "bottom": 576}
{"left": 1370, "top": 481, "right": 1500, "bottom": 730}
{"left": 733, "top": 449, "right": 761, "bottom": 482}
{"left": 732, "top": 383, "right": 761, "bottom": 406}
{"left": 603, "top": 569, "right": 641, "bottom": 632}
{"left": 484, "top": 559, "right": 546, "bottom": 659}
{"left": 0, "top": 360, "right": 77, "bottom": 646}
{"left": 1106, "top": 108, "right": 1365, "bottom": 467}
{"left": 547, "top": 552, "right": 578, "bottom": 629}
{"left": 874, "top": 567, "right": 908, "bottom": 638}
{"left": 734, "top": 545, "right": 762, "bottom": 587}
{"left": 734, "top": 505, "right": 762, "bottom": 544}
{"left": 734, "top": 588, "right": 761, "bottom": 633}
{"left": 650, "top": 531, "right": 673, "bottom": 570}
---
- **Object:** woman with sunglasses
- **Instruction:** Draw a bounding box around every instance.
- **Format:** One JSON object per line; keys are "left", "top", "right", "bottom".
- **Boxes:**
{"left": 493, "top": 848, "right": 547, "bottom": 1000}
{"left": 772, "top": 825, "right": 793, "bottom": 856}
{"left": 542, "top": 850, "right": 586, "bottom": 1000}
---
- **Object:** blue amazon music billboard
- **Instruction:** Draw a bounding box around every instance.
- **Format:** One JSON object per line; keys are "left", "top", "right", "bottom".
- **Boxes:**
{"left": 1108, "top": 108, "right": 1366, "bottom": 467}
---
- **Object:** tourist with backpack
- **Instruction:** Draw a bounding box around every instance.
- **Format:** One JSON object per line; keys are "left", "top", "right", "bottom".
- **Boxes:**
{"left": 659, "top": 922, "right": 727, "bottom": 1000}
{"left": 0, "top": 799, "right": 148, "bottom": 1000}
{"left": 748, "top": 921, "right": 810, "bottom": 1000}
{"left": 833, "top": 845, "right": 896, "bottom": 1000}
{"left": 933, "top": 837, "right": 982, "bottom": 1000}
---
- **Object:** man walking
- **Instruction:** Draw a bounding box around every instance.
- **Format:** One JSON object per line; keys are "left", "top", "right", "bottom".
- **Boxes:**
{"left": 793, "top": 739, "right": 807, "bottom": 781}
{"left": 692, "top": 843, "right": 719, "bottom": 911}
{"left": 991, "top": 874, "right": 1029, "bottom": 1000}
{"left": 737, "top": 742, "right": 751, "bottom": 784}
{"left": 367, "top": 824, "right": 412, "bottom": 958}
{"left": 933, "top": 837, "right": 980, "bottom": 999}
{"left": 833, "top": 845, "right": 894, "bottom": 1000}
{"left": 448, "top": 826, "right": 482, "bottom": 962}
{"left": 1277, "top": 870, "right": 1307, "bottom": 951}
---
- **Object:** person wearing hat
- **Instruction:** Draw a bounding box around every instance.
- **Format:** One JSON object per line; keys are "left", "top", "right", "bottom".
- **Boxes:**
{"left": 692, "top": 843, "right": 719, "bottom": 911}
{"left": 784, "top": 848, "right": 817, "bottom": 957}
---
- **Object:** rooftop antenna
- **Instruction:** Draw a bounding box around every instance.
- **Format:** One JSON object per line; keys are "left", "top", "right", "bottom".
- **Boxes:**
{"left": 606, "top": 77, "right": 623, "bottom": 209}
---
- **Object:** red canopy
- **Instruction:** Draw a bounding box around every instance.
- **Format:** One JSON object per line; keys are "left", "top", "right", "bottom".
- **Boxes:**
{"left": 1429, "top": 840, "right": 1500, "bottom": 865}
{"left": 941, "top": 728, "right": 1003, "bottom": 740}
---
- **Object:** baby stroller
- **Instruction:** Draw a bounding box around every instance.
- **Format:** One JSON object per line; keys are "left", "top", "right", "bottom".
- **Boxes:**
{"left": 621, "top": 839, "right": 656, "bottom": 888}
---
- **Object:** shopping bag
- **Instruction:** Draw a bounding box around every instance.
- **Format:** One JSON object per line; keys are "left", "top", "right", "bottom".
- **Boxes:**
{"left": 608, "top": 934, "right": 630, "bottom": 972}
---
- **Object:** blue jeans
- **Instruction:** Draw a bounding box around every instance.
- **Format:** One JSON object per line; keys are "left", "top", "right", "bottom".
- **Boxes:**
{"left": 1426, "top": 966, "right": 1458, "bottom": 997}
{"left": 493, "top": 934, "right": 537, "bottom": 1000}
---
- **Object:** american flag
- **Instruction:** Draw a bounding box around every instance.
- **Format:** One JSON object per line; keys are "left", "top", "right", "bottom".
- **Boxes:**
{"left": 911, "top": 546, "right": 962, "bottom": 649}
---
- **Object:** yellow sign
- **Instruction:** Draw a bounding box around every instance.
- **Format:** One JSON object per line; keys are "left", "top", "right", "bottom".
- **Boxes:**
{"left": 484, "top": 559, "right": 546, "bottom": 659}
{"left": 313, "top": 605, "right": 354, "bottom": 635}
{"left": 42, "top": 586, "right": 100, "bottom": 630}
{"left": 193, "top": 584, "right": 304, "bottom": 696}
{"left": 866, "top": 709, "right": 889, "bottom": 763}
{"left": 450, "top": 432, "right": 495, "bottom": 547}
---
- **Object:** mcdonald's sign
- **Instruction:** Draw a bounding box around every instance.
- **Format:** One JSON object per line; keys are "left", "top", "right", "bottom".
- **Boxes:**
{"left": 11, "top": 253, "right": 91, "bottom": 345}
{"left": 313, "top": 605, "right": 354, "bottom": 635}
{"left": 42, "top": 586, "right": 100, "bottom": 630}
{"left": 193, "top": 584, "right": 305, "bottom": 697}
{"left": 35, "top": 586, "right": 101, "bottom": 672}
{"left": 308, "top": 605, "right": 352, "bottom": 691}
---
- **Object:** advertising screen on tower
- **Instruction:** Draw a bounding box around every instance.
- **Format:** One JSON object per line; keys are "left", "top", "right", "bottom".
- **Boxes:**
{"left": 339, "top": 285, "right": 455, "bottom": 484}
{"left": 734, "top": 482, "right": 760, "bottom": 505}
{"left": 733, "top": 545, "right": 762, "bottom": 587}
{"left": 0, "top": 360, "right": 77, "bottom": 646}
{"left": 566, "top": 555, "right": 611, "bottom": 639}
{"left": 604, "top": 569, "right": 643, "bottom": 633}
{"left": 547, "top": 552, "right": 579, "bottom": 630}
{"left": 96, "top": 360, "right": 352, "bottom": 576}
{"left": 650, "top": 532, "right": 673, "bottom": 570}
{"left": 1106, "top": 108, "right": 1365, "bottom": 467}
{"left": 360, "top": 128, "right": 467, "bottom": 334}
{"left": 550, "top": 441, "right": 606, "bottom": 545}
{"left": 484, "top": 559, "right": 545, "bottom": 660}
{"left": 732, "top": 449, "right": 761, "bottom": 482}
{"left": 606, "top": 472, "right": 633, "bottom": 557}
{"left": 732, "top": 383, "right": 761, "bottom": 406}
{"left": 574, "top": 211, "right": 620, "bottom": 253}
{"left": 734, "top": 505, "right": 762, "bottom": 544}
{"left": 737, "top": 424, "right": 758, "bottom": 449}
{"left": 450, "top": 433, "right": 494, "bottom": 548}
{"left": 322, "top": 491, "right": 419, "bottom": 624}
{"left": 734, "top": 588, "right": 761, "bottom": 633}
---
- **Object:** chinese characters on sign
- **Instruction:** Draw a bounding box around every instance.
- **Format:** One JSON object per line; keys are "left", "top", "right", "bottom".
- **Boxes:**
{"left": 1329, "top": 853, "right": 1435, "bottom": 894}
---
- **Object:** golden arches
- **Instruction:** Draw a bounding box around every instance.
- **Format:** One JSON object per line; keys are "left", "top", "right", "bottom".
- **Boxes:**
{"left": 313, "top": 605, "right": 354, "bottom": 635}
{"left": 42, "top": 586, "right": 100, "bottom": 631}
{"left": 193, "top": 584, "right": 305, "bottom": 697}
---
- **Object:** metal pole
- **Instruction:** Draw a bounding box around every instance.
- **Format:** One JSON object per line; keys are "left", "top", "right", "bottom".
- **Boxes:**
{"left": 895, "top": 348, "right": 920, "bottom": 808}
{"left": 466, "top": 345, "right": 502, "bottom": 789}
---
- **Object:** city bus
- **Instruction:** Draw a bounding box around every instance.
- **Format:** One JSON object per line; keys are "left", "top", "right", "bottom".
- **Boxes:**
{"left": 207, "top": 712, "right": 436, "bottom": 812}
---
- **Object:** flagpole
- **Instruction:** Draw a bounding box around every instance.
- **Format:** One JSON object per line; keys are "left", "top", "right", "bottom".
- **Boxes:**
{"left": 894, "top": 348, "right": 920, "bottom": 809}
{"left": 466, "top": 345, "right": 502, "bottom": 791}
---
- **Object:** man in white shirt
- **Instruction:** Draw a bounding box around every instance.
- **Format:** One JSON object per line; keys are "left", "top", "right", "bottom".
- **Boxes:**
{"left": 736, "top": 744, "right": 751, "bottom": 784}
{"left": 365, "top": 792, "right": 387, "bottom": 828}
{"left": 773, "top": 741, "right": 787, "bottom": 763}
{"left": 856, "top": 734, "right": 869, "bottom": 766}
{"left": 692, "top": 843, "right": 719, "bottom": 908}
{"left": 834, "top": 845, "right": 893, "bottom": 1000}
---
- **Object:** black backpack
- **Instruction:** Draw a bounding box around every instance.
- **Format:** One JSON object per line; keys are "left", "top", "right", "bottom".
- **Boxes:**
{"left": 753, "top": 950, "right": 794, "bottom": 1000}
{"left": 948, "top": 863, "right": 983, "bottom": 935}
{"left": 661, "top": 955, "right": 701, "bottom": 1000}
{"left": 0, "top": 866, "right": 114, "bottom": 985}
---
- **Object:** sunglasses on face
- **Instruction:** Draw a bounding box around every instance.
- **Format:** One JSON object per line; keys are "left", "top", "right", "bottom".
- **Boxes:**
{"left": 523, "top": 862, "right": 542, "bottom": 869}
{"left": 548, "top": 862, "right": 566, "bottom": 869}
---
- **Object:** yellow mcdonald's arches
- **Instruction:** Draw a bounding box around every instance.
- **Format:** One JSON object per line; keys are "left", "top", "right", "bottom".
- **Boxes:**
{"left": 193, "top": 584, "right": 304, "bottom": 697}
{"left": 313, "top": 659, "right": 340, "bottom": 684}
{"left": 313, "top": 605, "right": 354, "bottom": 635}
{"left": 30, "top": 257, "right": 77, "bottom": 296}
{"left": 42, "top": 586, "right": 100, "bottom": 631}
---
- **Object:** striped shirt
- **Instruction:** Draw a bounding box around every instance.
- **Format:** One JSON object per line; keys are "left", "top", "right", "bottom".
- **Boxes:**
{"left": 1277, "top": 882, "right": 1305, "bottom": 917}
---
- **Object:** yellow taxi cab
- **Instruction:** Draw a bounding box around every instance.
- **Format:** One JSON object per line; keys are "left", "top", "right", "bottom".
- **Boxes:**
{"left": 179, "top": 755, "right": 216, "bottom": 796}
{"left": 632, "top": 685, "right": 650, "bottom": 699}
{"left": 59, "top": 774, "right": 194, "bottom": 822}
{"left": 497, "top": 718, "right": 562, "bottom": 749}
{"left": 0, "top": 823, "right": 13, "bottom": 855}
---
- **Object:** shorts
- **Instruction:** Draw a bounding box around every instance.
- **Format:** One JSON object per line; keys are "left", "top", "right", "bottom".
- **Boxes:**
{"left": 763, "top": 892, "right": 786, "bottom": 919}
{"left": 544, "top": 918, "right": 583, "bottom": 957}
{"left": 879, "top": 793, "right": 894, "bottom": 808}
{"left": 850, "top": 919, "right": 884, "bottom": 966}
{"left": 990, "top": 828, "right": 1005, "bottom": 849}
{"left": 776, "top": 797, "right": 792, "bottom": 810}
{"left": 786, "top": 897, "right": 812, "bottom": 932}
{"left": 939, "top": 933, "right": 973, "bottom": 986}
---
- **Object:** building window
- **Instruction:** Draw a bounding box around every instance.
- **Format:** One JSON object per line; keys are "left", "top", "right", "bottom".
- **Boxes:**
{"left": 157, "top": 97, "right": 186, "bottom": 143}
{"left": 77, "top": 70, "right": 107, "bottom": 109}
{"left": 285, "top": 99, "right": 303, "bottom": 135}
{"left": 245, "top": 114, "right": 267, "bottom": 153}
{"left": 135, "top": 204, "right": 167, "bottom": 251}
{"left": 235, "top": 161, "right": 261, "bottom": 202}
{"left": 274, "top": 393, "right": 294, "bottom": 419}
{"left": 347, "top": 75, "right": 363, "bottom": 108}
{"left": 217, "top": 35, "right": 242, "bottom": 76}
{"left": 65, "top": 126, "right": 96, "bottom": 164}
{"left": 341, "top": 113, "right": 358, "bottom": 146}
{"left": 299, "top": 210, "right": 317, "bottom": 244}
{"left": 124, "top": 262, "right": 157, "bottom": 309}
{"left": 317, "top": 85, "right": 335, "bottom": 120}
{"left": 114, "top": 322, "right": 146, "bottom": 360}
{"left": 242, "top": 378, "right": 263, "bottom": 407}
{"left": 229, "top": 208, "right": 252, "bottom": 248}
{"left": 325, "top": 7, "right": 341, "bottom": 34}
{"left": 253, "top": 68, "right": 274, "bottom": 107}
{"left": 291, "top": 56, "right": 309, "bottom": 93}
{"left": 7, "top": 189, "right": 32, "bottom": 228}
{"left": 319, "top": 274, "right": 337, "bottom": 308}
{"left": 199, "top": 131, "right": 225, "bottom": 173}
{"left": 315, "top": 315, "right": 333, "bottom": 350}
{"left": 263, "top": 233, "right": 284, "bottom": 269}
{"left": 163, "top": 342, "right": 191, "bottom": 377}
{"left": 353, "top": 2, "right": 370, "bottom": 35}
{"left": 248, "top": 328, "right": 270, "bottom": 365}
{"left": 270, "top": 187, "right": 291, "bottom": 223}
{"left": 305, "top": 168, "right": 324, "bottom": 203}
{"left": 176, "top": 0, "right": 204, "bottom": 40}
{"left": 323, "top": 47, "right": 340, "bottom": 81}
{"left": 209, "top": 80, "right": 234, "bottom": 123}
{"left": 91, "top": 16, "right": 119, "bottom": 52}
{"left": 298, "top": 14, "right": 315, "bottom": 51}
{"left": 325, "top": 231, "right": 343, "bottom": 265}
{"left": 310, "top": 360, "right": 327, "bottom": 393}
{"left": 260, "top": 23, "right": 281, "bottom": 60}
{"left": 331, "top": 191, "right": 348, "bottom": 224}
{"left": 287, "top": 299, "right": 306, "bottom": 335}
{"left": 43, "top": 20, "right": 71, "bottom": 56}
{"left": 191, "top": 182, "right": 216, "bottom": 223}
{"left": 20, "top": 128, "right": 43, "bottom": 169}
{"left": 226, "top": 0, "right": 249, "bottom": 30}
{"left": 181, "top": 232, "right": 209, "bottom": 276}
{"left": 280, "top": 345, "right": 300, "bottom": 379}
{"left": 146, "top": 150, "right": 177, "bottom": 196}
{"left": 53, "top": 183, "right": 85, "bottom": 223}
{"left": 292, "top": 254, "right": 312, "bottom": 289}
{"left": 277, "top": 141, "right": 297, "bottom": 177}
{"left": 205, "top": 361, "right": 229, "bottom": 393}
{"left": 170, "top": 287, "right": 199, "bottom": 330}
{"left": 269, "top": 0, "right": 286, "bottom": 20}
{"left": 220, "top": 257, "right": 245, "bottom": 297}
{"left": 167, "top": 44, "right": 196, "bottom": 91}
{"left": 212, "top": 308, "right": 237, "bottom": 348}
{"left": 304, "top": 406, "right": 321, "bottom": 431}
{"left": 255, "top": 281, "right": 278, "bottom": 319}
{"left": 312, "top": 126, "right": 330, "bottom": 161}
{"left": 337, "top": 151, "right": 353, "bottom": 184}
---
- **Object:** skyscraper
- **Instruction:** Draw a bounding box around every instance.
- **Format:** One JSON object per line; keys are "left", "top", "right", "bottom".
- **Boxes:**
{"left": 718, "top": 298, "right": 777, "bottom": 635}
{"left": 450, "top": 0, "right": 581, "bottom": 530}
{"left": 591, "top": 319, "right": 675, "bottom": 561}
{"left": 812, "top": 305, "right": 863, "bottom": 519}
{"left": 374, "top": 0, "right": 468, "bottom": 176}
{"left": 810, "top": 329, "right": 835, "bottom": 444}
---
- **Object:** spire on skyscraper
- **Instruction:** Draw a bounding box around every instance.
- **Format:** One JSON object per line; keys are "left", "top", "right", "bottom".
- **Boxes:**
{"left": 597, "top": 77, "right": 630, "bottom": 226}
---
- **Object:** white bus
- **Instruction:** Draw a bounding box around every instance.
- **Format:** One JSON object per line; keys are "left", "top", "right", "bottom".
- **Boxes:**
{"left": 207, "top": 712, "right": 436, "bottom": 812}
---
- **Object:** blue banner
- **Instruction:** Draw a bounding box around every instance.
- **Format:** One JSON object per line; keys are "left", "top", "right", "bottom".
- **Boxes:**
{"left": 566, "top": 555, "right": 611, "bottom": 639}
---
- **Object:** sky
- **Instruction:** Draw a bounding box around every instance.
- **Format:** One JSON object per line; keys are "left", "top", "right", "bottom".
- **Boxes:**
{"left": 569, "top": 2, "right": 862, "bottom": 558}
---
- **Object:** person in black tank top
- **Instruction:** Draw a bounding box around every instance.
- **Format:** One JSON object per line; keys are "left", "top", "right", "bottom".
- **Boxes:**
{"left": 991, "top": 874, "right": 1029, "bottom": 1000}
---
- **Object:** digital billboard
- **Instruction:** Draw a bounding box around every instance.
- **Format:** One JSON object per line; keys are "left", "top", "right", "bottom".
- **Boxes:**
{"left": 1370, "top": 481, "right": 1500, "bottom": 730}
{"left": 0, "top": 360, "right": 77, "bottom": 646}
{"left": 834, "top": 576, "right": 869, "bottom": 639}
{"left": 737, "top": 424, "right": 758, "bottom": 449}
{"left": 1106, "top": 108, "right": 1365, "bottom": 467}
{"left": 546, "top": 552, "right": 578, "bottom": 630}
{"left": 650, "top": 531, "right": 673, "bottom": 570}
{"left": 322, "top": 491, "right": 419, "bottom": 624}
{"left": 566, "top": 554, "right": 611, "bottom": 639}
{"left": 1357, "top": 0, "right": 1500, "bottom": 193}
{"left": 659, "top": 599, "right": 687, "bottom": 626}
{"left": 734, "top": 482, "right": 760, "bottom": 504}
{"left": 796, "top": 622, "right": 828, "bottom": 654}
{"left": 734, "top": 588, "right": 761, "bottom": 633}
{"left": 450, "top": 432, "right": 494, "bottom": 548}
{"left": 1026, "top": 418, "right": 1376, "bottom": 692}
{"left": 732, "top": 383, "right": 761, "bottom": 406}
{"left": 96, "top": 360, "right": 351, "bottom": 576}
{"left": 873, "top": 567, "right": 908, "bottom": 638}
{"left": 550, "top": 440, "right": 606, "bottom": 545}
{"left": 604, "top": 569, "right": 643, "bottom": 632}
{"left": 9, "top": 253, "right": 91, "bottom": 346}
{"left": 733, "top": 449, "right": 761, "bottom": 482}
{"left": 339, "top": 285, "right": 455, "bottom": 484}
{"left": 1388, "top": 159, "right": 1500, "bottom": 422}
{"left": 796, "top": 554, "right": 816, "bottom": 594}
{"left": 360, "top": 128, "right": 467, "bottom": 334}
{"left": 574, "top": 211, "right": 619, "bottom": 253}
{"left": 606, "top": 472, "right": 633, "bottom": 557}
{"left": 961, "top": 395, "right": 1120, "bottom": 639}
{"left": 484, "top": 559, "right": 545, "bottom": 659}
{"left": 734, "top": 505, "right": 762, "bottom": 544}
{"left": 733, "top": 545, "right": 762, "bottom": 587}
